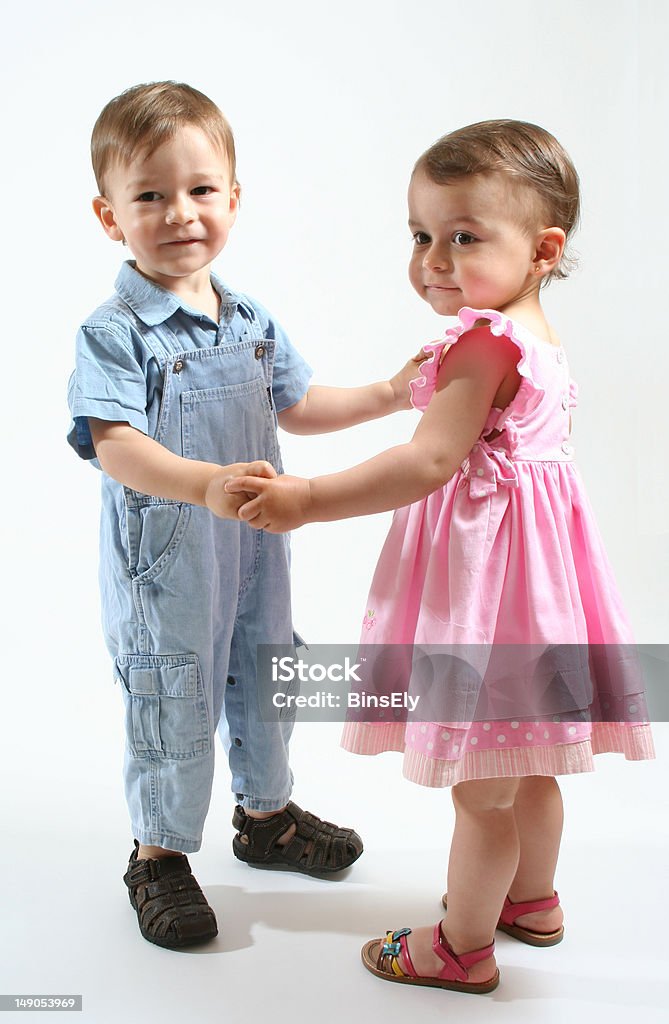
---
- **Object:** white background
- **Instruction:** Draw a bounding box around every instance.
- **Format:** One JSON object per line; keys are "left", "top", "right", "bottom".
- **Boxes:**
{"left": 0, "top": 2, "right": 667, "bottom": 1022}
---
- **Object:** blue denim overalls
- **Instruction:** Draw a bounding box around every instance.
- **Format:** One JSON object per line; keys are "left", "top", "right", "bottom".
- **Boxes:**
{"left": 69, "top": 264, "right": 310, "bottom": 853}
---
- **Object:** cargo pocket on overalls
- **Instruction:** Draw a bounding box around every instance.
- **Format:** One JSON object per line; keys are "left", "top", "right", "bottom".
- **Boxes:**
{"left": 115, "top": 653, "right": 210, "bottom": 758}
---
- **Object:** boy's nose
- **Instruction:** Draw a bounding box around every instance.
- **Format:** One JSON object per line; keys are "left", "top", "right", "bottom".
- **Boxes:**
{"left": 165, "top": 197, "right": 195, "bottom": 225}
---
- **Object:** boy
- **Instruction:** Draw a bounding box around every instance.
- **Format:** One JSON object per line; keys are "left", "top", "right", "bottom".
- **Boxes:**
{"left": 67, "top": 81, "right": 418, "bottom": 949}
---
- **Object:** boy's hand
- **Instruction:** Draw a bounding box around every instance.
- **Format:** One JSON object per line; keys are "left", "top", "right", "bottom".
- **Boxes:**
{"left": 205, "top": 460, "right": 277, "bottom": 520}
{"left": 389, "top": 347, "right": 430, "bottom": 409}
{"left": 224, "top": 474, "right": 312, "bottom": 533}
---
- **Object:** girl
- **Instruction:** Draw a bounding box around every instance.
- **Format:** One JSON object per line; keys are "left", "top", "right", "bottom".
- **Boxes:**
{"left": 223, "top": 120, "right": 655, "bottom": 993}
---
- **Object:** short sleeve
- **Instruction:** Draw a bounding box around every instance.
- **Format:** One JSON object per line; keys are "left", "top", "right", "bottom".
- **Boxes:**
{"left": 67, "top": 322, "right": 150, "bottom": 460}
{"left": 240, "top": 295, "right": 312, "bottom": 412}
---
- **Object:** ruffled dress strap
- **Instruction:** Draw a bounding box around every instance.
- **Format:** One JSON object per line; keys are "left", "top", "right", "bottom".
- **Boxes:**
{"left": 409, "top": 306, "right": 545, "bottom": 413}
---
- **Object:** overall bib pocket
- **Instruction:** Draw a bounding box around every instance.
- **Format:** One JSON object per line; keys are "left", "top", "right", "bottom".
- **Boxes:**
{"left": 181, "top": 376, "right": 278, "bottom": 466}
{"left": 116, "top": 653, "right": 210, "bottom": 759}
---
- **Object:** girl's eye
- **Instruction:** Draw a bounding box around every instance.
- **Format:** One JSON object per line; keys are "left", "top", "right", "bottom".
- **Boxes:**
{"left": 191, "top": 186, "right": 213, "bottom": 196}
{"left": 452, "top": 231, "right": 475, "bottom": 246}
{"left": 412, "top": 231, "right": 431, "bottom": 245}
{"left": 137, "top": 192, "right": 161, "bottom": 202}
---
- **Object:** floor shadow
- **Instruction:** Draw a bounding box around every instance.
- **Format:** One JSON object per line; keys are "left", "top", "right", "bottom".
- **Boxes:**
{"left": 180, "top": 881, "right": 444, "bottom": 954}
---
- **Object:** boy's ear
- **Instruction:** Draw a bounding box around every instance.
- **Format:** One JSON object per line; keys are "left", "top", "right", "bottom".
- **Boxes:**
{"left": 92, "top": 195, "right": 125, "bottom": 243}
{"left": 533, "top": 227, "right": 566, "bottom": 276}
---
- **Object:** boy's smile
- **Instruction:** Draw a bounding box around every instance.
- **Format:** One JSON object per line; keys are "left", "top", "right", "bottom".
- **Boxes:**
{"left": 93, "top": 125, "right": 239, "bottom": 299}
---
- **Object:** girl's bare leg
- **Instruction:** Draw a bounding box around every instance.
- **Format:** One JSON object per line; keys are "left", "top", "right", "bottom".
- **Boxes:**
{"left": 400, "top": 777, "right": 520, "bottom": 983}
{"left": 507, "top": 775, "right": 564, "bottom": 934}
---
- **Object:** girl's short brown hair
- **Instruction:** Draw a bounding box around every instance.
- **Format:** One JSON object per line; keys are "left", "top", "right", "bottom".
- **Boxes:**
{"left": 413, "top": 119, "right": 580, "bottom": 281}
{"left": 91, "top": 81, "right": 237, "bottom": 196}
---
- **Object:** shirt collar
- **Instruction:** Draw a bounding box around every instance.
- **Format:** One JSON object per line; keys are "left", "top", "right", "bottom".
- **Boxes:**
{"left": 114, "top": 260, "right": 243, "bottom": 327}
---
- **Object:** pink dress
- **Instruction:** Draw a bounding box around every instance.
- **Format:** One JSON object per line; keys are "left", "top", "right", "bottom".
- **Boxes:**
{"left": 341, "top": 307, "right": 655, "bottom": 785}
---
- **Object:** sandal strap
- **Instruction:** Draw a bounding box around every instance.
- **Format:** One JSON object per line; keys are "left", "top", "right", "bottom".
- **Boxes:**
{"left": 499, "top": 891, "right": 560, "bottom": 926}
{"left": 125, "top": 848, "right": 192, "bottom": 886}
{"left": 377, "top": 928, "right": 415, "bottom": 978}
{"left": 233, "top": 801, "right": 361, "bottom": 871}
{"left": 432, "top": 923, "right": 495, "bottom": 982}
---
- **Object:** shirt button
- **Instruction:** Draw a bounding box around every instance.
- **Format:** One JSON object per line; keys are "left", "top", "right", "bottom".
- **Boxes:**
{"left": 476, "top": 468, "right": 485, "bottom": 477}
{"left": 562, "top": 396, "right": 569, "bottom": 411}
{"left": 234, "top": 737, "right": 243, "bottom": 747}
{"left": 227, "top": 675, "right": 236, "bottom": 686}
{"left": 561, "top": 442, "right": 572, "bottom": 455}
{"left": 254, "top": 345, "right": 266, "bottom": 359}
{"left": 173, "top": 359, "right": 184, "bottom": 374}
{"left": 556, "top": 350, "right": 564, "bottom": 363}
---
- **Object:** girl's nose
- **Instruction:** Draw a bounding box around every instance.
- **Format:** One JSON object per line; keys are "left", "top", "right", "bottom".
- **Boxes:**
{"left": 165, "top": 196, "right": 195, "bottom": 225}
{"left": 423, "top": 244, "right": 451, "bottom": 272}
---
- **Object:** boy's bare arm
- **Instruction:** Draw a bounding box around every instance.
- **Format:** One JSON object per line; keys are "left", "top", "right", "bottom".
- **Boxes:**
{"left": 277, "top": 351, "right": 427, "bottom": 435}
{"left": 88, "top": 419, "right": 275, "bottom": 518}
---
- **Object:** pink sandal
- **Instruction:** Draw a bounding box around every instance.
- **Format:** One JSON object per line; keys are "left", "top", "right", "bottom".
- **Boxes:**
{"left": 497, "top": 892, "right": 564, "bottom": 946}
{"left": 441, "top": 890, "right": 564, "bottom": 947}
{"left": 361, "top": 923, "right": 499, "bottom": 994}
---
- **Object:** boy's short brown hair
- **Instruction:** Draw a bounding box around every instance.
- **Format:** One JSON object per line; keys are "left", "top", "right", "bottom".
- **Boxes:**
{"left": 91, "top": 81, "right": 237, "bottom": 196}
{"left": 413, "top": 119, "right": 580, "bottom": 281}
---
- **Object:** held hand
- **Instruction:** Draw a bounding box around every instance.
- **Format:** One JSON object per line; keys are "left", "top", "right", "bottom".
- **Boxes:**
{"left": 389, "top": 347, "right": 430, "bottom": 409}
{"left": 224, "top": 474, "right": 312, "bottom": 533}
{"left": 205, "top": 460, "right": 277, "bottom": 520}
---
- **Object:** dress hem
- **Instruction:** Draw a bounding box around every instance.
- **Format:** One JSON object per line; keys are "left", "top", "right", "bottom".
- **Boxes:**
{"left": 340, "top": 721, "right": 655, "bottom": 788}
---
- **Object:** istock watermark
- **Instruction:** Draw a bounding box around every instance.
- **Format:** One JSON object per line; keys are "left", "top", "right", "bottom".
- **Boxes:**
{"left": 271, "top": 655, "right": 363, "bottom": 684}
{"left": 256, "top": 643, "right": 669, "bottom": 724}
{"left": 269, "top": 653, "right": 420, "bottom": 711}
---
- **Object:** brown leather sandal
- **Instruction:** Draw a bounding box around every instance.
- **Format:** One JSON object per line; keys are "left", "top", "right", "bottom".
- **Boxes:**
{"left": 232, "top": 801, "right": 363, "bottom": 875}
{"left": 123, "top": 841, "right": 218, "bottom": 949}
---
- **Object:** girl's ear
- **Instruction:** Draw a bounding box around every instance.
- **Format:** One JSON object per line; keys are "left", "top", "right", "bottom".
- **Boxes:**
{"left": 533, "top": 227, "right": 566, "bottom": 277}
{"left": 92, "top": 196, "right": 125, "bottom": 243}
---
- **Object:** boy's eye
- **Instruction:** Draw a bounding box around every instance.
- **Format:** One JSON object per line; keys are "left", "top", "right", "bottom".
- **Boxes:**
{"left": 191, "top": 186, "right": 214, "bottom": 196}
{"left": 412, "top": 231, "right": 431, "bottom": 245}
{"left": 452, "top": 231, "right": 475, "bottom": 246}
{"left": 137, "top": 191, "right": 161, "bottom": 202}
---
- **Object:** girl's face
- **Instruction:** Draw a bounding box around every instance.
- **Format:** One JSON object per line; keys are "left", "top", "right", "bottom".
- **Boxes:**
{"left": 408, "top": 170, "right": 545, "bottom": 316}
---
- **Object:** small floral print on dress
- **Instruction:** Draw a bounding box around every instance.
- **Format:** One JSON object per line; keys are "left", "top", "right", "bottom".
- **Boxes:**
{"left": 362, "top": 610, "right": 376, "bottom": 631}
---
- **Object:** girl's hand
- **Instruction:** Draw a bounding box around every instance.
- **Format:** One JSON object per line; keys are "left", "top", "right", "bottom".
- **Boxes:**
{"left": 205, "top": 460, "right": 277, "bottom": 520}
{"left": 389, "top": 347, "right": 431, "bottom": 409}
{"left": 224, "top": 474, "right": 312, "bottom": 533}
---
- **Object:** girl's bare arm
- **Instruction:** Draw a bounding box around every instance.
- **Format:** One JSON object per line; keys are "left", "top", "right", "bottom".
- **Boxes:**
{"left": 226, "top": 328, "right": 519, "bottom": 530}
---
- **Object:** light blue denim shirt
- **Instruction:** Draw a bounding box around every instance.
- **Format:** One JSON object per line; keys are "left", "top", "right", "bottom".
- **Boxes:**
{"left": 67, "top": 260, "right": 312, "bottom": 460}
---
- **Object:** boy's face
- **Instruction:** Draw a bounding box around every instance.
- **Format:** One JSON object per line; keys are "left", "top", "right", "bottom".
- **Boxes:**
{"left": 93, "top": 125, "right": 239, "bottom": 291}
